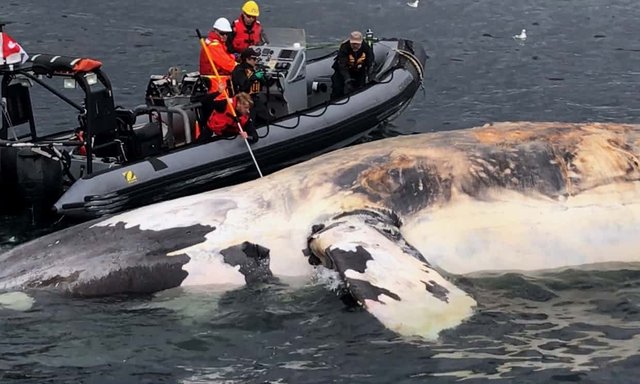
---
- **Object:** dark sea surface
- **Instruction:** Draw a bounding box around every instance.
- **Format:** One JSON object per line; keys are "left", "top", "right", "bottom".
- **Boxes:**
{"left": 2, "top": 0, "right": 640, "bottom": 382}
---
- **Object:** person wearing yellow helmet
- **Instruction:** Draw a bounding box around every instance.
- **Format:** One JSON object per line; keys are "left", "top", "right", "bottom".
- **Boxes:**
{"left": 242, "top": 0, "right": 260, "bottom": 16}
{"left": 227, "top": 0, "right": 269, "bottom": 55}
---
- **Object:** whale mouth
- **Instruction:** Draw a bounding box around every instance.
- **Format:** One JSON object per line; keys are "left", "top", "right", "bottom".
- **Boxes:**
{"left": 307, "top": 208, "right": 477, "bottom": 339}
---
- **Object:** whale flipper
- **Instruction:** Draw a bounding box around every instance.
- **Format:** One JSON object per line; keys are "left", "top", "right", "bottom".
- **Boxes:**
{"left": 308, "top": 210, "right": 476, "bottom": 339}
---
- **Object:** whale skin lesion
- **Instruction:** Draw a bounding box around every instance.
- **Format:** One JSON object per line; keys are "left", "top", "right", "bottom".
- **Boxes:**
{"left": 353, "top": 157, "right": 452, "bottom": 215}
{"left": 26, "top": 271, "right": 81, "bottom": 289}
{"left": 421, "top": 279, "right": 450, "bottom": 303}
{"left": 464, "top": 147, "right": 565, "bottom": 198}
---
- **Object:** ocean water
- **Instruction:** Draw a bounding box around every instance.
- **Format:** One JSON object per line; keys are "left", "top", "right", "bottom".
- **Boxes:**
{"left": 2, "top": 0, "right": 640, "bottom": 382}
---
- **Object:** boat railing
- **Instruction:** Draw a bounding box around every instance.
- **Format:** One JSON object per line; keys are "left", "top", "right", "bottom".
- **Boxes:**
{"left": 133, "top": 102, "right": 200, "bottom": 146}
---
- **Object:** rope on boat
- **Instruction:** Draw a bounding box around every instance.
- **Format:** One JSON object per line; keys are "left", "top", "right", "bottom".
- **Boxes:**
{"left": 396, "top": 48, "right": 425, "bottom": 82}
{"left": 264, "top": 93, "right": 352, "bottom": 131}
{"left": 376, "top": 42, "right": 425, "bottom": 83}
{"left": 376, "top": 42, "right": 426, "bottom": 99}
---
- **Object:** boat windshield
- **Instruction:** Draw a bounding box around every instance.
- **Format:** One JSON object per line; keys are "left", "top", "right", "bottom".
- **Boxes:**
{"left": 263, "top": 28, "right": 306, "bottom": 48}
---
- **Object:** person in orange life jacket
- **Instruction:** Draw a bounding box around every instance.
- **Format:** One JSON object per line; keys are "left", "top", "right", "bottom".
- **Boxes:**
{"left": 198, "top": 17, "right": 238, "bottom": 130}
{"left": 199, "top": 17, "right": 237, "bottom": 90}
{"left": 206, "top": 92, "right": 259, "bottom": 144}
{"left": 330, "top": 31, "right": 375, "bottom": 99}
{"left": 227, "top": 1, "right": 269, "bottom": 55}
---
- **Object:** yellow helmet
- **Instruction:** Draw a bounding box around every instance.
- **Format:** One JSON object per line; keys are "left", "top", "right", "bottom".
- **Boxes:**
{"left": 242, "top": 1, "right": 260, "bottom": 17}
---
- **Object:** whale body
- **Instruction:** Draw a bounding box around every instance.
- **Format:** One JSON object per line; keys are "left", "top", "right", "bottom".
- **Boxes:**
{"left": 1, "top": 121, "right": 639, "bottom": 339}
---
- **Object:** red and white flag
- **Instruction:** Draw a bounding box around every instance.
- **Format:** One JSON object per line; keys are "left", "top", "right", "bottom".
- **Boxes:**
{"left": 0, "top": 32, "right": 28, "bottom": 65}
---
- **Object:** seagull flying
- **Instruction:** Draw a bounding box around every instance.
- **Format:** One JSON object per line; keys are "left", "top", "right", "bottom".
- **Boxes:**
{"left": 407, "top": 0, "right": 419, "bottom": 7}
{"left": 513, "top": 29, "right": 527, "bottom": 40}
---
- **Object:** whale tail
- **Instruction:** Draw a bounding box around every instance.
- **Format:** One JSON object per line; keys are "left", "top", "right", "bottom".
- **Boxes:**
{"left": 308, "top": 209, "right": 476, "bottom": 340}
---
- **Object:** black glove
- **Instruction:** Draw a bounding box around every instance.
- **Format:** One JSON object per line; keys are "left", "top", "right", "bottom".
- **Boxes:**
{"left": 248, "top": 131, "right": 259, "bottom": 144}
{"left": 245, "top": 120, "right": 259, "bottom": 144}
{"left": 344, "top": 78, "right": 357, "bottom": 94}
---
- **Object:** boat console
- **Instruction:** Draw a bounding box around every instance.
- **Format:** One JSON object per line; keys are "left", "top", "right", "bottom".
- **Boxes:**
{"left": 249, "top": 30, "right": 308, "bottom": 121}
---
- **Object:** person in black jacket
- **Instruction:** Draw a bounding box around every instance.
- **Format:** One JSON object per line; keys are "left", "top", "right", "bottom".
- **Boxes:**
{"left": 230, "top": 47, "right": 266, "bottom": 131}
{"left": 331, "top": 31, "right": 375, "bottom": 99}
{"left": 231, "top": 47, "right": 265, "bottom": 95}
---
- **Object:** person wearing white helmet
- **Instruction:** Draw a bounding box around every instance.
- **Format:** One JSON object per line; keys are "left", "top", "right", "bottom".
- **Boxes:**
{"left": 227, "top": 0, "right": 268, "bottom": 55}
{"left": 197, "top": 17, "right": 238, "bottom": 139}
{"left": 199, "top": 17, "right": 237, "bottom": 77}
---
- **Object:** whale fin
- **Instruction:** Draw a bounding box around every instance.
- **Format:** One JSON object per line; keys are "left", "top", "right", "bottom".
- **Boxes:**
{"left": 308, "top": 209, "right": 476, "bottom": 340}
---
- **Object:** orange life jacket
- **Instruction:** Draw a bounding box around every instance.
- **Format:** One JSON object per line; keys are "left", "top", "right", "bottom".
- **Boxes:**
{"left": 199, "top": 32, "right": 237, "bottom": 75}
{"left": 199, "top": 32, "right": 237, "bottom": 100}
{"left": 230, "top": 17, "right": 262, "bottom": 54}
{"left": 347, "top": 51, "right": 368, "bottom": 71}
{"left": 202, "top": 74, "right": 232, "bottom": 101}
{"left": 207, "top": 98, "right": 249, "bottom": 136}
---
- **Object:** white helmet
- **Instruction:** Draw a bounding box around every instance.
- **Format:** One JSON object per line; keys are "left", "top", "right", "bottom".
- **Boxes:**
{"left": 212, "top": 17, "right": 232, "bottom": 33}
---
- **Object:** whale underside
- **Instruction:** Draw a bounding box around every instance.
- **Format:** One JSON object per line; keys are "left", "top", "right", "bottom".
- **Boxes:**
{"left": 1, "top": 121, "right": 639, "bottom": 339}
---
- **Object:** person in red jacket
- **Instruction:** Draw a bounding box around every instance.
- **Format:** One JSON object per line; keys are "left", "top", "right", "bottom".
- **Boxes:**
{"left": 198, "top": 17, "right": 238, "bottom": 130}
{"left": 199, "top": 17, "right": 237, "bottom": 95}
{"left": 227, "top": 1, "right": 268, "bottom": 55}
{"left": 206, "top": 92, "right": 259, "bottom": 143}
